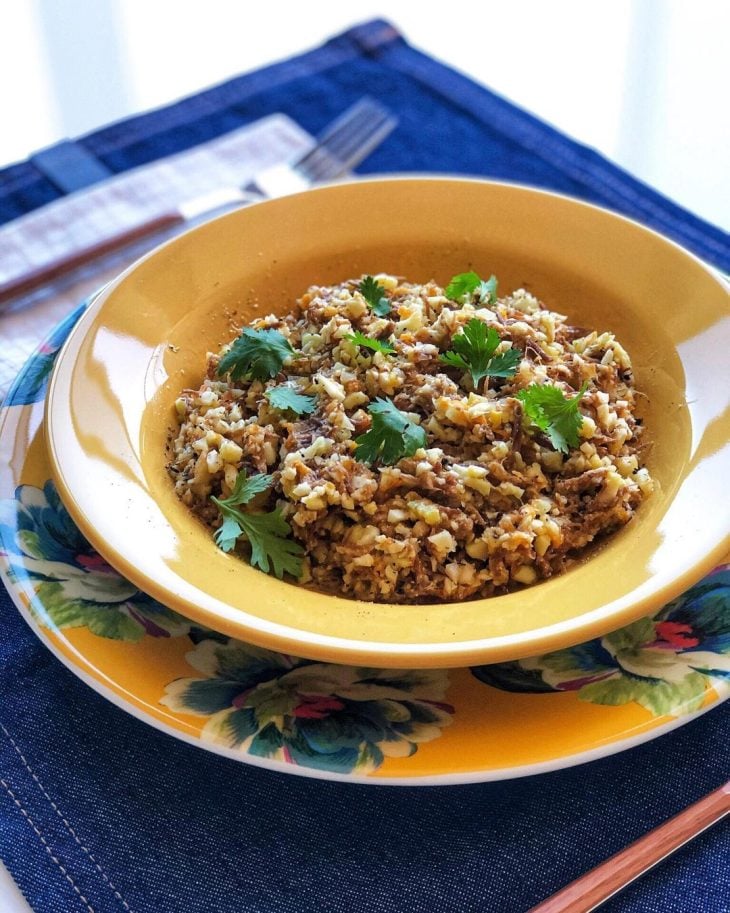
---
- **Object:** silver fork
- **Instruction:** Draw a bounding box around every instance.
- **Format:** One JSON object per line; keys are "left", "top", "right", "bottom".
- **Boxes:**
{"left": 243, "top": 97, "right": 397, "bottom": 198}
{"left": 179, "top": 96, "right": 397, "bottom": 215}
{"left": 0, "top": 98, "right": 397, "bottom": 309}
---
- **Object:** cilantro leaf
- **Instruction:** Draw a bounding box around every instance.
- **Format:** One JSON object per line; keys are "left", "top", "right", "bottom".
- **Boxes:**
{"left": 345, "top": 331, "right": 395, "bottom": 355}
{"left": 478, "top": 274, "right": 499, "bottom": 305}
{"left": 234, "top": 508, "right": 304, "bottom": 578}
{"left": 266, "top": 385, "right": 317, "bottom": 415}
{"left": 354, "top": 398, "right": 427, "bottom": 465}
{"left": 219, "top": 469, "right": 274, "bottom": 507}
{"left": 214, "top": 512, "right": 246, "bottom": 553}
{"left": 439, "top": 319, "right": 520, "bottom": 387}
{"left": 482, "top": 348, "right": 522, "bottom": 378}
{"left": 445, "top": 271, "right": 481, "bottom": 300}
{"left": 211, "top": 471, "right": 303, "bottom": 578}
{"left": 444, "top": 271, "right": 498, "bottom": 304}
{"left": 359, "top": 276, "right": 391, "bottom": 316}
{"left": 517, "top": 381, "right": 589, "bottom": 453}
{"left": 213, "top": 501, "right": 303, "bottom": 578}
{"left": 217, "top": 328, "right": 295, "bottom": 381}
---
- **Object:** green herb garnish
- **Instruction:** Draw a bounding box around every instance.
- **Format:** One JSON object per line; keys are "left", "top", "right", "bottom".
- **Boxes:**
{"left": 440, "top": 318, "right": 520, "bottom": 388}
{"left": 345, "top": 331, "right": 395, "bottom": 355}
{"left": 211, "top": 471, "right": 303, "bottom": 578}
{"left": 445, "top": 271, "right": 498, "bottom": 305}
{"left": 517, "top": 381, "right": 589, "bottom": 454}
{"left": 359, "top": 276, "right": 391, "bottom": 316}
{"left": 354, "top": 398, "right": 427, "bottom": 465}
{"left": 217, "top": 328, "right": 295, "bottom": 381}
{"left": 266, "top": 385, "right": 317, "bottom": 415}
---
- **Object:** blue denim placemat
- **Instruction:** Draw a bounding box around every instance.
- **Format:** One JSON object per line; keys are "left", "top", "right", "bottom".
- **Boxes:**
{"left": 1, "top": 19, "right": 728, "bottom": 913}
{"left": 1, "top": 19, "right": 729, "bottom": 271}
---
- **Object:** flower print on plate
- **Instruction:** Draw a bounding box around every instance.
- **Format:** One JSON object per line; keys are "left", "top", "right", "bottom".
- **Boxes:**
{"left": 162, "top": 639, "right": 453, "bottom": 774}
{"left": 0, "top": 478, "right": 455, "bottom": 778}
{"left": 473, "top": 566, "right": 730, "bottom": 718}
{"left": 3, "top": 301, "right": 88, "bottom": 407}
{"left": 0, "top": 481, "right": 191, "bottom": 641}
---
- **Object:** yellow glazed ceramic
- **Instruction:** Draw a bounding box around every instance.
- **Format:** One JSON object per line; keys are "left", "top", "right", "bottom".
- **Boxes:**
{"left": 2, "top": 298, "right": 730, "bottom": 783}
{"left": 44, "top": 178, "right": 730, "bottom": 668}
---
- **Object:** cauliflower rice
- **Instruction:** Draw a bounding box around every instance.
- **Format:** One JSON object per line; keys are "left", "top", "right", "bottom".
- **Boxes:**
{"left": 167, "top": 274, "right": 653, "bottom": 603}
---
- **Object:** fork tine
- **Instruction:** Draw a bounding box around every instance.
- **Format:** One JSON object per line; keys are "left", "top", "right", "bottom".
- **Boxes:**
{"left": 295, "top": 98, "right": 396, "bottom": 182}
{"left": 246, "top": 98, "right": 397, "bottom": 198}
{"left": 295, "top": 99, "right": 387, "bottom": 175}
{"left": 319, "top": 110, "right": 396, "bottom": 172}
{"left": 309, "top": 97, "right": 389, "bottom": 148}
{"left": 298, "top": 112, "right": 395, "bottom": 182}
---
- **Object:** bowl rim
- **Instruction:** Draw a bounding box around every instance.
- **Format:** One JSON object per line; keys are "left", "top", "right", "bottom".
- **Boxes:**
{"left": 45, "top": 175, "right": 730, "bottom": 668}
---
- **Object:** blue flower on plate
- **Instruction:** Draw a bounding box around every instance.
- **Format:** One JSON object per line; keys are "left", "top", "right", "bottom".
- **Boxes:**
{"left": 0, "top": 481, "right": 190, "bottom": 641}
{"left": 471, "top": 567, "right": 730, "bottom": 717}
{"left": 162, "top": 639, "right": 454, "bottom": 773}
{"left": 3, "top": 303, "right": 86, "bottom": 407}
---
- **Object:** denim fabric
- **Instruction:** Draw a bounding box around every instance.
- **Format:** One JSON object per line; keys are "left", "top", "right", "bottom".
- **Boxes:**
{"left": 0, "top": 580, "right": 728, "bottom": 913}
{"left": 0, "top": 19, "right": 728, "bottom": 913}
{"left": 0, "top": 19, "right": 728, "bottom": 270}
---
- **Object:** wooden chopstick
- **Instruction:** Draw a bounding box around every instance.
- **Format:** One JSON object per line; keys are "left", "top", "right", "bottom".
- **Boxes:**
{"left": 527, "top": 780, "right": 730, "bottom": 913}
{"left": 0, "top": 211, "right": 185, "bottom": 309}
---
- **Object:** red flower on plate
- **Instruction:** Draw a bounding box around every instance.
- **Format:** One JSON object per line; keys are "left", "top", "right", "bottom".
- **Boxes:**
{"left": 653, "top": 621, "right": 700, "bottom": 650}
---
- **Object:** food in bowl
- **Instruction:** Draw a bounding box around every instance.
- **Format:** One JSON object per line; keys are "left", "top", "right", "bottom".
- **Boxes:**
{"left": 167, "top": 271, "right": 653, "bottom": 603}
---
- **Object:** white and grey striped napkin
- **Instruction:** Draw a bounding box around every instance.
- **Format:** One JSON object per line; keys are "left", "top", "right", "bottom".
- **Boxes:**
{"left": 0, "top": 114, "right": 312, "bottom": 400}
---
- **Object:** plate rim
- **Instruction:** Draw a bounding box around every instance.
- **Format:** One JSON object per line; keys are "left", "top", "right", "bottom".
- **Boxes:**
{"left": 1, "top": 574, "right": 726, "bottom": 786}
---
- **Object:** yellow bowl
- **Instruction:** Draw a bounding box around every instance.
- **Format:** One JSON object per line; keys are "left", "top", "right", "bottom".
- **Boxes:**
{"left": 45, "top": 177, "right": 730, "bottom": 668}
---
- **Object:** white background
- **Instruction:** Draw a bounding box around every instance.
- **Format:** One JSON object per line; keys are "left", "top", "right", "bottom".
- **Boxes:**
{"left": 0, "top": 1, "right": 727, "bottom": 910}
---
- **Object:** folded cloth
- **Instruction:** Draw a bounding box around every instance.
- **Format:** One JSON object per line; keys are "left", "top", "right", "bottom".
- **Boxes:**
{"left": 0, "top": 18, "right": 728, "bottom": 913}
{"left": 0, "top": 114, "right": 311, "bottom": 399}
{"left": 0, "top": 113, "right": 310, "bottom": 291}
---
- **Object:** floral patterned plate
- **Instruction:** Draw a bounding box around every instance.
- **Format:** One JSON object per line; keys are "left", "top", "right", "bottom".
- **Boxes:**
{"left": 1, "top": 304, "right": 729, "bottom": 785}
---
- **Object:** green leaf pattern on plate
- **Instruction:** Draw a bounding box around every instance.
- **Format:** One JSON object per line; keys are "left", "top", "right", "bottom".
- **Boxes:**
{"left": 162, "top": 639, "right": 453, "bottom": 773}
{"left": 472, "top": 567, "right": 730, "bottom": 717}
{"left": 0, "top": 482, "right": 190, "bottom": 641}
